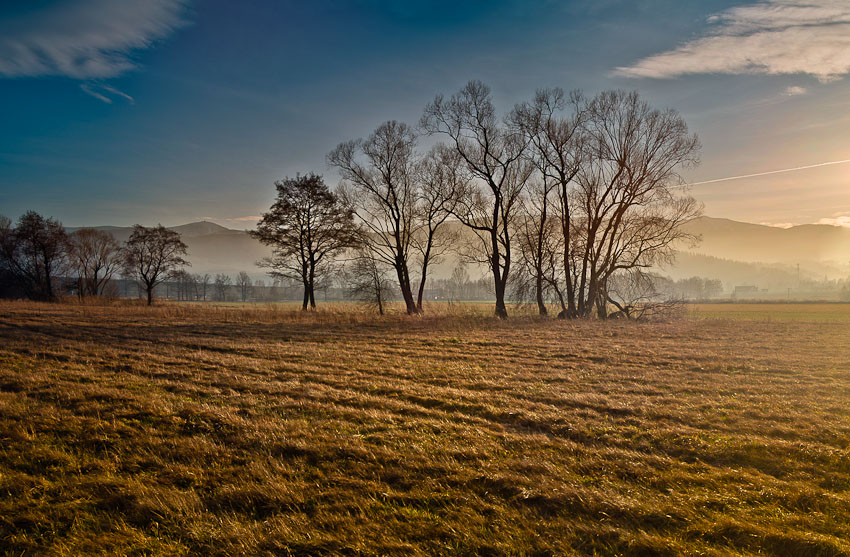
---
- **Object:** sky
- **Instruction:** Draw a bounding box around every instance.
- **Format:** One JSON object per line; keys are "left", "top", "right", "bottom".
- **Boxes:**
{"left": 1, "top": 0, "right": 849, "bottom": 229}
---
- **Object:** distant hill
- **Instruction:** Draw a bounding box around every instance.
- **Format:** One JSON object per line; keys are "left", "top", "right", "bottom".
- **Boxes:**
{"left": 679, "top": 217, "right": 850, "bottom": 265}
{"left": 67, "top": 217, "right": 850, "bottom": 289}
{"left": 67, "top": 221, "right": 273, "bottom": 279}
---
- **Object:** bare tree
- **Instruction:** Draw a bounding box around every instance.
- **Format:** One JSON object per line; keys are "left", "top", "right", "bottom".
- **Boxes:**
{"left": 511, "top": 181, "right": 564, "bottom": 316}
{"left": 344, "top": 247, "right": 396, "bottom": 315}
{"left": 606, "top": 269, "right": 684, "bottom": 320}
{"left": 0, "top": 211, "right": 68, "bottom": 301}
{"left": 198, "top": 273, "right": 211, "bottom": 301}
{"left": 122, "top": 225, "right": 189, "bottom": 305}
{"left": 421, "top": 80, "right": 531, "bottom": 318}
{"left": 251, "top": 173, "right": 358, "bottom": 311}
{"left": 67, "top": 228, "right": 122, "bottom": 298}
{"left": 213, "top": 273, "right": 231, "bottom": 302}
{"left": 236, "top": 271, "right": 252, "bottom": 302}
{"left": 329, "top": 121, "right": 422, "bottom": 314}
{"left": 413, "top": 144, "right": 465, "bottom": 312}
{"left": 572, "top": 90, "right": 701, "bottom": 318}
{"left": 511, "top": 88, "right": 587, "bottom": 317}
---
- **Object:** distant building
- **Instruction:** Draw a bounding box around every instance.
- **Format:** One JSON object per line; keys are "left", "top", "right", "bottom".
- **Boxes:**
{"left": 732, "top": 285, "right": 759, "bottom": 297}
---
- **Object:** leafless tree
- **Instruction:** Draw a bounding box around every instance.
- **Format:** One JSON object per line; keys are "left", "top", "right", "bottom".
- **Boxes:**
{"left": 197, "top": 273, "right": 210, "bottom": 301}
{"left": 511, "top": 181, "right": 564, "bottom": 316}
{"left": 236, "top": 271, "right": 252, "bottom": 302}
{"left": 606, "top": 270, "right": 685, "bottom": 320}
{"left": 421, "top": 80, "right": 532, "bottom": 318}
{"left": 329, "top": 121, "right": 422, "bottom": 314}
{"left": 122, "top": 225, "right": 189, "bottom": 305}
{"left": 572, "top": 90, "right": 701, "bottom": 318}
{"left": 213, "top": 274, "right": 231, "bottom": 302}
{"left": 413, "top": 144, "right": 465, "bottom": 311}
{"left": 67, "top": 228, "right": 122, "bottom": 298}
{"left": 251, "top": 173, "right": 358, "bottom": 311}
{"left": 511, "top": 88, "right": 587, "bottom": 317}
{"left": 344, "top": 247, "right": 396, "bottom": 315}
{"left": 0, "top": 211, "right": 68, "bottom": 300}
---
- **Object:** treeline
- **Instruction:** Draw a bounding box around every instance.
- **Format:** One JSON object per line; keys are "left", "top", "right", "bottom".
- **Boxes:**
{"left": 0, "top": 212, "right": 187, "bottom": 305}
{"left": 254, "top": 81, "right": 701, "bottom": 318}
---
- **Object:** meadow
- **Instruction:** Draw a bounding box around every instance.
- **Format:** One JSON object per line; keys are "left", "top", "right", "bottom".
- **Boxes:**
{"left": 1, "top": 300, "right": 850, "bottom": 555}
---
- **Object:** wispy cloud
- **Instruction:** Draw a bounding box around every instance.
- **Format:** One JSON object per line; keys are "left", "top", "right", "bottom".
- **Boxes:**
{"left": 615, "top": 1, "right": 850, "bottom": 83}
{"left": 0, "top": 0, "right": 190, "bottom": 79}
{"left": 80, "top": 82, "right": 135, "bottom": 104}
{"left": 783, "top": 86, "right": 807, "bottom": 96}
{"left": 759, "top": 221, "right": 796, "bottom": 228}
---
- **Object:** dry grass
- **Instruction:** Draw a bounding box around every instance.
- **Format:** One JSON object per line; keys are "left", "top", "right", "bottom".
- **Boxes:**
{"left": 1, "top": 300, "right": 850, "bottom": 555}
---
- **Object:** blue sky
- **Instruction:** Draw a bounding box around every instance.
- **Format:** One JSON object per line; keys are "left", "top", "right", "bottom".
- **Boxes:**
{"left": 1, "top": 0, "right": 849, "bottom": 228}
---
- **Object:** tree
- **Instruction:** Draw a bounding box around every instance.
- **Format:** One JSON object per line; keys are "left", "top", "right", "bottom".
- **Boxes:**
{"left": 0, "top": 211, "right": 68, "bottom": 300}
{"left": 67, "top": 228, "right": 122, "bottom": 298}
{"left": 413, "top": 144, "right": 464, "bottom": 312}
{"left": 329, "top": 121, "right": 422, "bottom": 315}
{"left": 511, "top": 181, "right": 564, "bottom": 316}
{"left": 236, "top": 271, "right": 252, "bottom": 302}
{"left": 421, "top": 80, "right": 532, "bottom": 318}
{"left": 213, "top": 273, "right": 231, "bottom": 302}
{"left": 344, "top": 247, "right": 396, "bottom": 315}
{"left": 251, "top": 173, "right": 358, "bottom": 311}
{"left": 573, "top": 90, "right": 701, "bottom": 318}
{"left": 122, "top": 225, "right": 189, "bottom": 305}
{"left": 511, "top": 88, "right": 587, "bottom": 317}
{"left": 197, "top": 273, "right": 211, "bottom": 301}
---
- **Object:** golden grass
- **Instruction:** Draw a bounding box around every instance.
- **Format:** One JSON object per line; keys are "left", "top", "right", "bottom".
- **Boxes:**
{"left": 2, "top": 301, "right": 850, "bottom": 555}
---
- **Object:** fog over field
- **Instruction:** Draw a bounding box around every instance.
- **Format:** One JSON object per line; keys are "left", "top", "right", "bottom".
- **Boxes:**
{"left": 68, "top": 216, "right": 850, "bottom": 297}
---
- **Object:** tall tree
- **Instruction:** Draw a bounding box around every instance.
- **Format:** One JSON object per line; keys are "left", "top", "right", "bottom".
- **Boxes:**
{"left": 251, "top": 173, "right": 358, "bottom": 311}
{"left": 421, "top": 80, "right": 531, "bottom": 318}
{"left": 67, "top": 228, "right": 122, "bottom": 297}
{"left": 573, "top": 90, "right": 701, "bottom": 318}
{"left": 122, "top": 225, "right": 189, "bottom": 305}
{"left": 413, "top": 144, "right": 465, "bottom": 312}
{"left": 0, "top": 211, "right": 68, "bottom": 301}
{"left": 511, "top": 88, "right": 586, "bottom": 317}
{"left": 329, "top": 121, "right": 422, "bottom": 314}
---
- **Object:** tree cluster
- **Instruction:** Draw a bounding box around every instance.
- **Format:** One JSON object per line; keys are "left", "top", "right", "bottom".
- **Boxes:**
{"left": 0, "top": 211, "right": 189, "bottom": 305}
{"left": 258, "top": 81, "right": 701, "bottom": 318}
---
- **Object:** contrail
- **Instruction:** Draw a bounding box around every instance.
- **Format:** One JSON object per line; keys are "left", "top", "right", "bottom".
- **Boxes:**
{"left": 685, "top": 158, "right": 850, "bottom": 187}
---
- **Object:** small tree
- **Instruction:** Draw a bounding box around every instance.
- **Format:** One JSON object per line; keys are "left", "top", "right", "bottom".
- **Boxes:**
{"left": 68, "top": 228, "right": 122, "bottom": 298}
{"left": 0, "top": 211, "right": 68, "bottom": 300}
{"left": 236, "top": 271, "right": 252, "bottom": 302}
{"left": 213, "top": 273, "right": 231, "bottom": 302}
{"left": 122, "top": 225, "right": 189, "bottom": 305}
{"left": 251, "top": 173, "right": 358, "bottom": 311}
{"left": 345, "top": 247, "right": 396, "bottom": 315}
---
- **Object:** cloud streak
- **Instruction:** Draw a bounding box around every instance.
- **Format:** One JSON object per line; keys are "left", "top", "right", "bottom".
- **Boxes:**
{"left": 686, "top": 158, "right": 850, "bottom": 187}
{"left": 0, "top": 0, "right": 189, "bottom": 79}
{"left": 615, "top": 0, "right": 850, "bottom": 82}
{"left": 80, "top": 83, "right": 135, "bottom": 104}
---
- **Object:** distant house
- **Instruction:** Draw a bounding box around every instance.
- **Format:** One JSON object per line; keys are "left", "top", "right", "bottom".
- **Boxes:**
{"left": 732, "top": 285, "right": 759, "bottom": 297}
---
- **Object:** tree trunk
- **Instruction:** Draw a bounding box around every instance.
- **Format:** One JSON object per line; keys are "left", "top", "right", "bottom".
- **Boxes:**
{"left": 146, "top": 286, "right": 153, "bottom": 306}
{"left": 301, "top": 283, "right": 309, "bottom": 311}
{"left": 395, "top": 261, "right": 417, "bottom": 315}
{"left": 535, "top": 274, "right": 547, "bottom": 316}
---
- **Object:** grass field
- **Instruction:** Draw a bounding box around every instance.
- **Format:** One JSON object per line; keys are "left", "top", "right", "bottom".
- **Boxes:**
{"left": 2, "top": 301, "right": 850, "bottom": 555}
